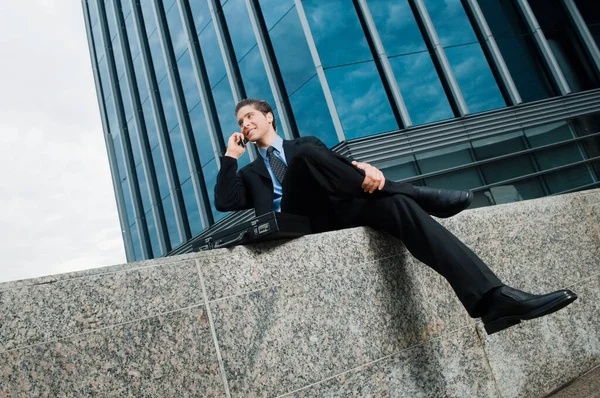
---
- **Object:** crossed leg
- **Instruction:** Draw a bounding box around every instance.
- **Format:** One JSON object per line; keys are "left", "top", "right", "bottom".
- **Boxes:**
{"left": 280, "top": 143, "right": 503, "bottom": 316}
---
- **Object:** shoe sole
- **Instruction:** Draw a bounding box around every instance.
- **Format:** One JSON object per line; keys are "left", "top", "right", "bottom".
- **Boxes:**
{"left": 484, "top": 291, "right": 578, "bottom": 335}
{"left": 430, "top": 191, "right": 473, "bottom": 218}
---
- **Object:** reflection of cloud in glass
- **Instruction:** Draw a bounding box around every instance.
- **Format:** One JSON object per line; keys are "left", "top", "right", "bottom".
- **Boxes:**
{"left": 326, "top": 61, "right": 397, "bottom": 139}
{"left": 142, "top": 98, "right": 159, "bottom": 149}
{"left": 141, "top": 1, "right": 158, "bottom": 36}
{"left": 367, "top": 0, "right": 426, "bottom": 56}
{"left": 162, "top": 195, "right": 182, "bottom": 246}
{"left": 273, "top": 107, "right": 288, "bottom": 139}
{"left": 269, "top": 6, "right": 316, "bottom": 95}
{"left": 168, "top": 125, "right": 191, "bottom": 183}
{"left": 238, "top": 46, "right": 276, "bottom": 105}
{"left": 289, "top": 75, "right": 338, "bottom": 147}
{"left": 445, "top": 44, "right": 505, "bottom": 113}
{"left": 120, "top": 76, "right": 134, "bottom": 122}
{"left": 389, "top": 52, "right": 454, "bottom": 125}
{"left": 105, "top": 94, "right": 119, "bottom": 136}
{"left": 151, "top": 146, "right": 170, "bottom": 198}
{"left": 203, "top": 158, "right": 228, "bottom": 222}
{"left": 88, "top": 0, "right": 99, "bottom": 24}
{"left": 148, "top": 31, "right": 167, "bottom": 82}
{"left": 223, "top": 0, "right": 257, "bottom": 61}
{"left": 130, "top": 223, "right": 142, "bottom": 259}
{"left": 176, "top": 50, "right": 201, "bottom": 111}
{"left": 189, "top": 103, "right": 214, "bottom": 167}
{"left": 423, "top": 0, "right": 477, "bottom": 47}
{"left": 125, "top": 15, "right": 140, "bottom": 59}
{"left": 212, "top": 77, "right": 238, "bottom": 140}
{"left": 258, "top": 0, "right": 294, "bottom": 30}
{"left": 104, "top": 0, "right": 117, "bottom": 38}
{"left": 98, "top": 57, "right": 111, "bottom": 99}
{"left": 145, "top": 210, "right": 162, "bottom": 256}
{"left": 120, "top": 179, "right": 134, "bottom": 225}
{"left": 163, "top": 0, "right": 176, "bottom": 13}
{"left": 127, "top": 119, "right": 141, "bottom": 166}
{"left": 112, "top": 35, "right": 126, "bottom": 79}
{"left": 303, "top": 0, "right": 371, "bottom": 67}
{"left": 133, "top": 55, "right": 149, "bottom": 102}
{"left": 92, "top": 23, "right": 105, "bottom": 61}
{"left": 125, "top": 122, "right": 141, "bottom": 169}
{"left": 166, "top": 3, "right": 188, "bottom": 59}
{"left": 181, "top": 178, "right": 202, "bottom": 235}
{"left": 121, "top": 0, "right": 132, "bottom": 20}
{"left": 199, "top": 21, "right": 227, "bottom": 88}
{"left": 190, "top": 0, "right": 211, "bottom": 34}
{"left": 158, "top": 77, "right": 178, "bottom": 130}
{"left": 112, "top": 133, "right": 126, "bottom": 180}
{"left": 136, "top": 164, "right": 151, "bottom": 211}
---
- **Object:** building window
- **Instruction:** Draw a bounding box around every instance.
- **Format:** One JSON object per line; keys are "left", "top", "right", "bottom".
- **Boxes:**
{"left": 304, "top": 0, "right": 398, "bottom": 138}
{"left": 574, "top": 0, "right": 600, "bottom": 48}
{"left": 528, "top": 0, "right": 599, "bottom": 92}
{"left": 424, "top": 0, "right": 505, "bottom": 113}
{"left": 367, "top": 0, "right": 453, "bottom": 125}
{"left": 262, "top": 3, "right": 338, "bottom": 146}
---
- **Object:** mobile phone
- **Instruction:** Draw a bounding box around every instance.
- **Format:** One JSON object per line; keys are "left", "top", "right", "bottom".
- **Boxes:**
{"left": 238, "top": 137, "right": 248, "bottom": 148}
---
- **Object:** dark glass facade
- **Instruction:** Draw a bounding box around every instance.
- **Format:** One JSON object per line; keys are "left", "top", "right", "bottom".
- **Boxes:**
{"left": 83, "top": 0, "right": 600, "bottom": 261}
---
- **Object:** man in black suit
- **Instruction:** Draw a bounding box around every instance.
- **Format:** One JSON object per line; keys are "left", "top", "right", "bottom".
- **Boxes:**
{"left": 215, "top": 98, "right": 577, "bottom": 335}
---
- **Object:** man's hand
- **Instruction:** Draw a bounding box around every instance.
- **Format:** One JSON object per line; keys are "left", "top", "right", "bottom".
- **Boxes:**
{"left": 224, "top": 132, "right": 246, "bottom": 159}
{"left": 352, "top": 161, "right": 386, "bottom": 194}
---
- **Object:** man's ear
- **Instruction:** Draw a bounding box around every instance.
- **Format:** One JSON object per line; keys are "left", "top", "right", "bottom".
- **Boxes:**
{"left": 267, "top": 112, "right": 274, "bottom": 124}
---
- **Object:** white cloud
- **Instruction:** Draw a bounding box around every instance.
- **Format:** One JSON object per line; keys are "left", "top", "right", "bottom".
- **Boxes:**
{"left": 0, "top": 3, "right": 126, "bottom": 283}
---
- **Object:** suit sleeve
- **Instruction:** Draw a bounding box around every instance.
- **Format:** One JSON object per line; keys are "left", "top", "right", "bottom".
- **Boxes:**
{"left": 214, "top": 156, "right": 253, "bottom": 212}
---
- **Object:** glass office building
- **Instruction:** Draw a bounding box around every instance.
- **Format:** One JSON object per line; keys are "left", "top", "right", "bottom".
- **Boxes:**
{"left": 83, "top": 0, "right": 600, "bottom": 261}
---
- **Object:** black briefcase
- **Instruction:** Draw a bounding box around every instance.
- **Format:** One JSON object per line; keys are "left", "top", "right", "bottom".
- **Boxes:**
{"left": 192, "top": 212, "right": 311, "bottom": 252}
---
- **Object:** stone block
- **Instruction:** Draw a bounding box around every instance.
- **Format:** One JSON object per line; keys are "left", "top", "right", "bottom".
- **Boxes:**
{"left": 0, "top": 307, "right": 225, "bottom": 397}
{"left": 0, "top": 252, "right": 213, "bottom": 291}
{"left": 209, "top": 255, "right": 471, "bottom": 397}
{"left": 457, "top": 211, "right": 600, "bottom": 291}
{"left": 0, "top": 259, "right": 203, "bottom": 352}
{"left": 285, "top": 327, "right": 499, "bottom": 398}
{"left": 200, "top": 227, "right": 405, "bottom": 301}
{"left": 548, "top": 365, "right": 600, "bottom": 398}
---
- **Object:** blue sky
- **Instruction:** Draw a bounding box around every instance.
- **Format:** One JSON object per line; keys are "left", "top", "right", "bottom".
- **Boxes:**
{"left": 0, "top": 1, "right": 126, "bottom": 283}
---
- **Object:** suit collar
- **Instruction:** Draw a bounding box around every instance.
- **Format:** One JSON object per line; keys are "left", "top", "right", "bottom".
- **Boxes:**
{"left": 248, "top": 138, "right": 300, "bottom": 180}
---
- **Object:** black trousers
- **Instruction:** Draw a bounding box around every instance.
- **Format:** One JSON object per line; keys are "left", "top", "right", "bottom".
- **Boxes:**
{"left": 281, "top": 144, "right": 503, "bottom": 317}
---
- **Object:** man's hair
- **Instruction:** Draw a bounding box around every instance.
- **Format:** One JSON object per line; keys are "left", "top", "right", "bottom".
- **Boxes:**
{"left": 234, "top": 98, "right": 277, "bottom": 131}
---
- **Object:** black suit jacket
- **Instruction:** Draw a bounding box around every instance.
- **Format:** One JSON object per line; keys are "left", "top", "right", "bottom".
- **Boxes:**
{"left": 214, "top": 136, "right": 340, "bottom": 216}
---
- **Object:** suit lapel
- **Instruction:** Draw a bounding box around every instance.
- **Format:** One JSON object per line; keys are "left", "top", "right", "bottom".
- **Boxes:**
{"left": 247, "top": 155, "right": 271, "bottom": 181}
{"left": 283, "top": 139, "right": 300, "bottom": 164}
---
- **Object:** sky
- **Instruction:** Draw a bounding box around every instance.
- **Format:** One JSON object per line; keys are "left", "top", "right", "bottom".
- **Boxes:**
{"left": 0, "top": 1, "right": 126, "bottom": 283}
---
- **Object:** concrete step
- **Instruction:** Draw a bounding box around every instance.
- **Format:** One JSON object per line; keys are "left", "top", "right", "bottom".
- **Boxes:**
{"left": 546, "top": 365, "right": 600, "bottom": 398}
{"left": 1, "top": 189, "right": 599, "bottom": 397}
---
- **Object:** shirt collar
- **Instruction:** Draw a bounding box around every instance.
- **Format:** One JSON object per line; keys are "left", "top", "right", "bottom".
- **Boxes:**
{"left": 258, "top": 134, "right": 284, "bottom": 160}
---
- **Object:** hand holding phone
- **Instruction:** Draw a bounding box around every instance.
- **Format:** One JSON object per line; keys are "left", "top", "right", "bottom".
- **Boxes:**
{"left": 224, "top": 132, "right": 247, "bottom": 159}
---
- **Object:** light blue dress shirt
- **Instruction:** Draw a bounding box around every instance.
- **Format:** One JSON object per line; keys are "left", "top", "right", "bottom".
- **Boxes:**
{"left": 257, "top": 135, "right": 287, "bottom": 212}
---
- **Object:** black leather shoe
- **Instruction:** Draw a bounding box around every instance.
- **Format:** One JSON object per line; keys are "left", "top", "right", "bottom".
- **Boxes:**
{"left": 482, "top": 286, "right": 578, "bottom": 335}
{"left": 413, "top": 186, "right": 473, "bottom": 218}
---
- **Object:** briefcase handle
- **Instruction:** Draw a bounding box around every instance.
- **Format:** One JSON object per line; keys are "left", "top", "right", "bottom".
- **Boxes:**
{"left": 214, "top": 230, "right": 247, "bottom": 249}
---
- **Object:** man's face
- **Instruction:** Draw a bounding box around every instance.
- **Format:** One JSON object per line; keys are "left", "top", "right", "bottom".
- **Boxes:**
{"left": 236, "top": 104, "right": 274, "bottom": 142}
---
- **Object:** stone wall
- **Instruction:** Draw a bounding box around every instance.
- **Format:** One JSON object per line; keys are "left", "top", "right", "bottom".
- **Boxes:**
{"left": 1, "top": 189, "right": 599, "bottom": 397}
